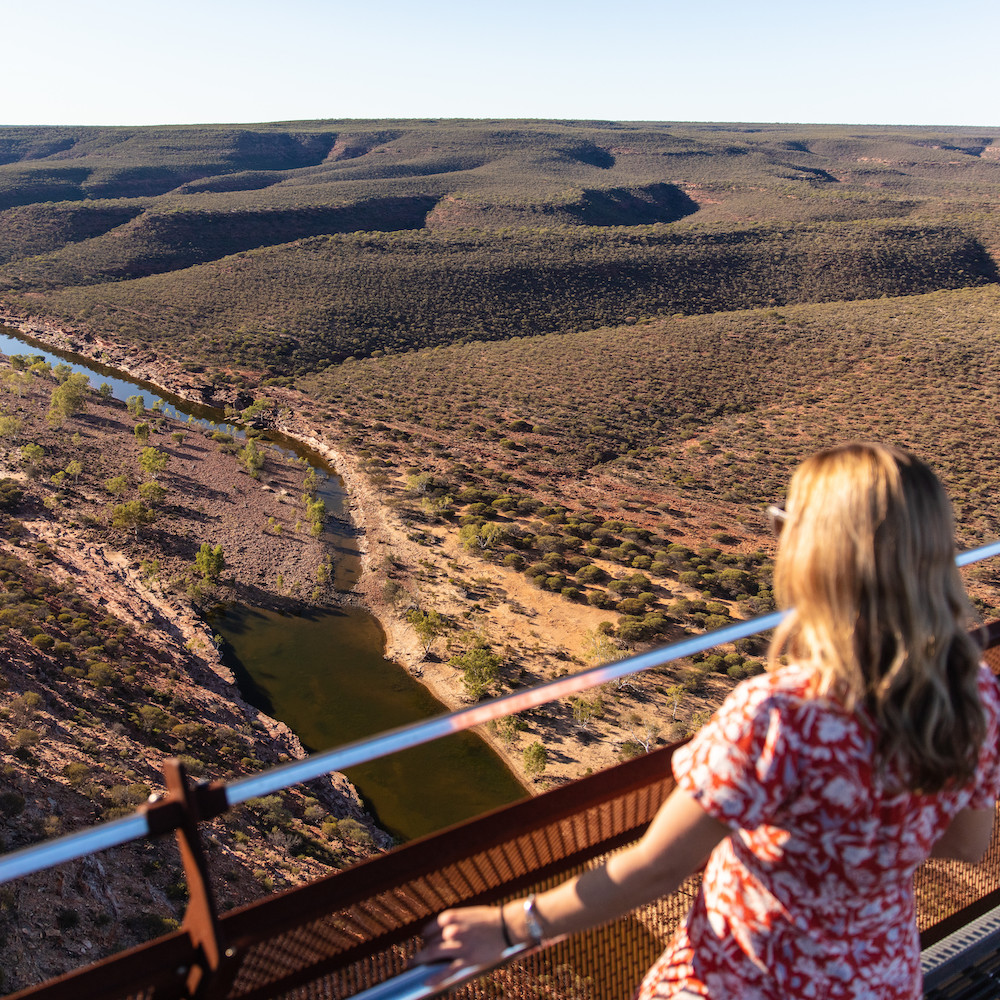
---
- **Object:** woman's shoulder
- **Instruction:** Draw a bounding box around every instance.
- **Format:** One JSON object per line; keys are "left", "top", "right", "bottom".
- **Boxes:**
{"left": 710, "top": 663, "right": 860, "bottom": 746}
{"left": 675, "top": 664, "right": 868, "bottom": 826}
{"left": 724, "top": 663, "right": 824, "bottom": 715}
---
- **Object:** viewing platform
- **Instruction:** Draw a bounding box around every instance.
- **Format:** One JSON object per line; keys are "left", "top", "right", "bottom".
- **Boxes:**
{"left": 5, "top": 541, "right": 1000, "bottom": 1000}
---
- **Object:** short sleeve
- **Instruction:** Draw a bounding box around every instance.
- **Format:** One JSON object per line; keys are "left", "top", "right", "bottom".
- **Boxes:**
{"left": 966, "top": 664, "right": 1000, "bottom": 810}
{"left": 672, "top": 672, "right": 804, "bottom": 830}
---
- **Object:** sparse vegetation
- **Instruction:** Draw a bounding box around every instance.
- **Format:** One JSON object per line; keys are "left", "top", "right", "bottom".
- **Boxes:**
{"left": 0, "top": 118, "right": 999, "bottom": 990}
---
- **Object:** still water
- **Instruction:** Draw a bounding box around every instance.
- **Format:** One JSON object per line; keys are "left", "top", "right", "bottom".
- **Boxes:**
{"left": 211, "top": 603, "right": 526, "bottom": 841}
{"left": 0, "top": 325, "right": 526, "bottom": 840}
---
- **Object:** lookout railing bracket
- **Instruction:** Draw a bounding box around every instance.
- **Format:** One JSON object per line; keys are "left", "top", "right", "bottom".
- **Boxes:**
{"left": 157, "top": 758, "right": 238, "bottom": 999}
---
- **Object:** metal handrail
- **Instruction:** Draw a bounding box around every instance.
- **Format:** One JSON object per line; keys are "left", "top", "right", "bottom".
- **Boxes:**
{"left": 347, "top": 943, "right": 541, "bottom": 1000}
{"left": 2, "top": 539, "right": 998, "bottom": 887}
{"left": 225, "top": 609, "right": 787, "bottom": 806}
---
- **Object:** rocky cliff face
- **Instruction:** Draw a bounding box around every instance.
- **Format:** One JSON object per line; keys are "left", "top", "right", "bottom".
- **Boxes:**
{"left": 0, "top": 361, "right": 382, "bottom": 994}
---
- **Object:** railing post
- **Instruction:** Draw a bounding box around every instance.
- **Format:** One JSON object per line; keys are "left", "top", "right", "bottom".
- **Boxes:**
{"left": 160, "top": 759, "right": 236, "bottom": 999}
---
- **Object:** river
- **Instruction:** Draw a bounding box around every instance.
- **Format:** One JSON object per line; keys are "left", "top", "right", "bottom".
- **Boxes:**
{"left": 0, "top": 325, "right": 526, "bottom": 841}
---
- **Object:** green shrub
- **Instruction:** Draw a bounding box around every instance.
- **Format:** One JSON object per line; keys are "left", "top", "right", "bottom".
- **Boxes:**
{"left": 63, "top": 761, "right": 90, "bottom": 786}
{"left": 12, "top": 728, "right": 40, "bottom": 750}
{"left": 86, "top": 661, "right": 115, "bottom": 687}
{"left": 0, "top": 791, "right": 25, "bottom": 817}
{"left": 337, "top": 817, "right": 373, "bottom": 846}
{"left": 523, "top": 741, "right": 547, "bottom": 777}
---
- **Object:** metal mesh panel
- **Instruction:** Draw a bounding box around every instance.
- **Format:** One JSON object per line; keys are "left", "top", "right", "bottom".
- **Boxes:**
{"left": 217, "top": 747, "right": 677, "bottom": 1000}
{"left": 265, "top": 867, "right": 703, "bottom": 1000}
{"left": 918, "top": 616, "right": 1000, "bottom": 946}
{"left": 918, "top": 811, "right": 1000, "bottom": 939}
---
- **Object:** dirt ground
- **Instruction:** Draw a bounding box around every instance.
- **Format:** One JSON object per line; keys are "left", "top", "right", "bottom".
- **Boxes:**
{"left": 299, "top": 434, "right": 736, "bottom": 790}
{"left": 0, "top": 381, "right": 336, "bottom": 612}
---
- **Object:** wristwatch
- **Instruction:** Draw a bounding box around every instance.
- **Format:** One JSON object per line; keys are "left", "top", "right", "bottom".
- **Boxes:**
{"left": 523, "top": 894, "right": 544, "bottom": 945}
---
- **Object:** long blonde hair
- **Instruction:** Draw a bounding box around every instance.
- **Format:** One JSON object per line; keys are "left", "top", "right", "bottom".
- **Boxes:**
{"left": 769, "top": 442, "right": 984, "bottom": 792}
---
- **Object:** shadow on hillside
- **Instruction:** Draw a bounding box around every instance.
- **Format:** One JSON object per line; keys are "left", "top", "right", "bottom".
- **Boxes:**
{"left": 969, "top": 241, "right": 1000, "bottom": 284}
{"left": 563, "top": 143, "right": 616, "bottom": 169}
{"left": 568, "top": 183, "right": 700, "bottom": 226}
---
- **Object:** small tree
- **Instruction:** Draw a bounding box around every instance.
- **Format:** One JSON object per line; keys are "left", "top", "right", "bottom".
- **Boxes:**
{"left": 622, "top": 712, "right": 660, "bottom": 756}
{"left": 134, "top": 422, "right": 151, "bottom": 445}
{"left": 195, "top": 543, "right": 225, "bottom": 583}
{"left": 0, "top": 478, "right": 24, "bottom": 509}
{"left": 570, "top": 693, "right": 605, "bottom": 731}
{"left": 302, "top": 466, "right": 319, "bottom": 499}
{"left": 47, "top": 372, "right": 89, "bottom": 426}
{"left": 492, "top": 714, "right": 525, "bottom": 746}
{"left": 405, "top": 608, "right": 444, "bottom": 657}
{"left": 459, "top": 522, "right": 505, "bottom": 552}
{"left": 3, "top": 370, "right": 32, "bottom": 396}
{"left": 104, "top": 473, "right": 129, "bottom": 496}
{"left": 126, "top": 395, "right": 145, "bottom": 419}
{"left": 239, "top": 437, "right": 265, "bottom": 478}
{"left": 20, "top": 442, "right": 45, "bottom": 478}
{"left": 303, "top": 496, "right": 325, "bottom": 537}
{"left": 583, "top": 629, "right": 626, "bottom": 665}
{"left": 523, "top": 741, "right": 547, "bottom": 779}
{"left": 665, "top": 684, "right": 686, "bottom": 719}
{"left": 450, "top": 638, "right": 502, "bottom": 701}
{"left": 111, "top": 499, "right": 155, "bottom": 538}
{"left": 139, "top": 447, "right": 169, "bottom": 480}
{"left": 139, "top": 481, "right": 166, "bottom": 507}
{"left": 0, "top": 415, "right": 23, "bottom": 445}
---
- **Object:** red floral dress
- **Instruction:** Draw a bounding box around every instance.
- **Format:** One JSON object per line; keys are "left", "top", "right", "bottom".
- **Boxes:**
{"left": 636, "top": 663, "right": 1000, "bottom": 1000}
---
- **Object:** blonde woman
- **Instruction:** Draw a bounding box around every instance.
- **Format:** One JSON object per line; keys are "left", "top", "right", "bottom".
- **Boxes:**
{"left": 417, "top": 443, "right": 1000, "bottom": 999}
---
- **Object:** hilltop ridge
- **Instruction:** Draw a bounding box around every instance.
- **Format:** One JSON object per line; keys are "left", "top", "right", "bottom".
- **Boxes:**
{"left": 1, "top": 120, "right": 998, "bottom": 376}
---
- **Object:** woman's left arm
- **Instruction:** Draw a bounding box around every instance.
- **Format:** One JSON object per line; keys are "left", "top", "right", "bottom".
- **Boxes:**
{"left": 930, "top": 807, "right": 996, "bottom": 863}
{"left": 415, "top": 786, "right": 728, "bottom": 975}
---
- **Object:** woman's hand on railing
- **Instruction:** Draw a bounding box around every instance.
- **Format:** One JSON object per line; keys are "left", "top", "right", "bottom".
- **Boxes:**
{"left": 414, "top": 906, "right": 510, "bottom": 982}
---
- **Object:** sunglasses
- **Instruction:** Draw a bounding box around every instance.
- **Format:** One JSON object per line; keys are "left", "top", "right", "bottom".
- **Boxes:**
{"left": 767, "top": 504, "right": 787, "bottom": 536}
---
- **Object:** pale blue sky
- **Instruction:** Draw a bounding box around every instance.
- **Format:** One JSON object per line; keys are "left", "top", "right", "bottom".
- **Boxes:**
{"left": 3, "top": 0, "right": 998, "bottom": 127}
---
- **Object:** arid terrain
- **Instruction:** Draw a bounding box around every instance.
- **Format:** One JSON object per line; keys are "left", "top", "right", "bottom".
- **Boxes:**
{"left": 0, "top": 327, "right": 752, "bottom": 991}
{"left": 2, "top": 314, "right": 750, "bottom": 791}
{"left": 2, "top": 119, "right": 1000, "bottom": 993}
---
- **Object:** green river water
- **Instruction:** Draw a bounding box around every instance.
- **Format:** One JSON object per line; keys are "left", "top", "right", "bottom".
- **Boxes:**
{"left": 210, "top": 602, "right": 527, "bottom": 841}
